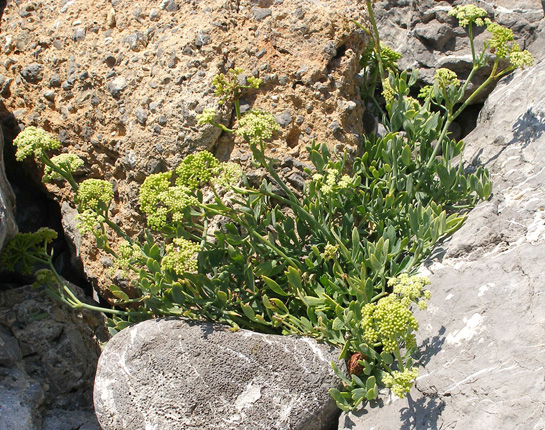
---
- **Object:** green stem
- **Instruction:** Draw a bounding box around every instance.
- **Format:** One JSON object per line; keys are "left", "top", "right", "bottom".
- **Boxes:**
{"left": 469, "top": 24, "right": 476, "bottom": 64}
{"left": 234, "top": 99, "right": 241, "bottom": 121}
{"left": 365, "top": 0, "right": 385, "bottom": 80}
{"left": 39, "top": 153, "right": 79, "bottom": 192}
{"left": 393, "top": 343, "right": 405, "bottom": 372}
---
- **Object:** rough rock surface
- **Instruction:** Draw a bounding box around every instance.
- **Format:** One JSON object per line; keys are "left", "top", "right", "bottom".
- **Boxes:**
{"left": 94, "top": 318, "right": 345, "bottom": 430}
{"left": 0, "top": 126, "right": 16, "bottom": 250}
{"left": 373, "top": 0, "right": 544, "bottom": 99}
{"left": 0, "top": 284, "right": 108, "bottom": 429}
{"left": 0, "top": 0, "right": 368, "bottom": 297}
{"left": 339, "top": 40, "right": 545, "bottom": 430}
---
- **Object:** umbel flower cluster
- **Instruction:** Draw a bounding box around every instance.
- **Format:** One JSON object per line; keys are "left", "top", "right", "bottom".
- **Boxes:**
{"left": 449, "top": 5, "right": 533, "bottom": 66}
{"left": 139, "top": 151, "right": 242, "bottom": 230}
{"left": 13, "top": 126, "right": 60, "bottom": 161}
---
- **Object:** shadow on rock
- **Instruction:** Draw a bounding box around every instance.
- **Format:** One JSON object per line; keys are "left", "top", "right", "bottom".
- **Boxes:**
{"left": 511, "top": 107, "right": 545, "bottom": 147}
{"left": 416, "top": 325, "right": 446, "bottom": 368}
{"left": 399, "top": 393, "right": 445, "bottom": 430}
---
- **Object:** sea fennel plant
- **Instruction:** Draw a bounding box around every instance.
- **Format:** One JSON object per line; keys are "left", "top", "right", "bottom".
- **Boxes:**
{"left": 1, "top": 3, "right": 533, "bottom": 410}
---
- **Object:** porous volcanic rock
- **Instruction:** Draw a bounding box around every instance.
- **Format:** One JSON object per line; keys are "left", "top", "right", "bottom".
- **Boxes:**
{"left": 94, "top": 318, "right": 345, "bottom": 430}
{"left": 339, "top": 44, "right": 545, "bottom": 430}
{"left": 0, "top": 0, "right": 368, "bottom": 299}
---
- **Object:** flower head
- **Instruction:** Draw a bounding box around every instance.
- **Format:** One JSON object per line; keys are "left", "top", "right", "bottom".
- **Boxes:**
{"left": 196, "top": 108, "right": 218, "bottom": 126}
{"left": 382, "top": 79, "right": 396, "bottom": 103}
{"left": 388, "top": 274, "right": 431, "bottom": 309}
{"left": 509, "top": 49, "right": 534, "bottom": 69}
{"left": 434, "top": 68, "right": 460, "bottom": 88}
{"left": 418, "top": 85, "right": 433, "bottom": 100}
{"left": 76, "top": 179, "right": 114, "bottom": 211}
{"left": 449, "top": 5, "right": 487, "bottom": 27}
{"left": 42, "top": 153, "right": 84, "bottom": 183}
{"left": 1, "top": 228, "right": 58, "bottom": 274}
{"left": 139, "top": 172, "right": 197, "bottom": 230}
{"left": 485, "top": 20, "right": 514, "bottom": 58}
{"left": 13, "top": 126, "right": 61, "bottom": 161}
{"left": 175, "top": 151, "right": 220, "bottom": 190}
{"left": 75, "top": 209, "right": 105, "bottom": 236}
{"left": 161, "top": 238, "right": 200, "bottom": 275}
{"left": 210, "top": 162, "right": 242, "bottom": 188}
{"left": 383, "top": 367, "right": 419, "bottom": 398}
{"left": 320, "top": 243, "right": 339, "bottom": 261}
{"left": 235, "top": 110, "right": 279, "bottom": 147}
{"left": 365, "top": 295, "right": 419, "bottom": 353}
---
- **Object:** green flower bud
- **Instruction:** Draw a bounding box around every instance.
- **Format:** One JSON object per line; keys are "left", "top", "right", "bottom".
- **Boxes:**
{"left": 509, "top": 49, "right": 534, "bottom": 69}
{"left": 235, "top": 110, "right": 279, "bottom": 147}
{"left": 175, "top": 151, "right": 220, "bottom": 189}
{"left": 485, "top": 20, "right": 514, "bottom": 58}
{"left": 434, "top": 68, "right": 460, "bottom": 88}
{"left": 13, "top": 126, "right": 61, "bottom": 161}
{"left": 161, "top": 238, "right": 200, "bottom": 275}
{"left": 76, "top": 179, "right": 114, "bottom": 211}
{"left": 383, "top": 367, "right": 419, "bottom": 398}
{"left": 196, "top": 108, "right": 218, "bottom": 126}
{"left": 448, "top": 5, "right": 487, "bottom": 28}
{"left": 75, "top": 209, "right": 106, "bottom": 236}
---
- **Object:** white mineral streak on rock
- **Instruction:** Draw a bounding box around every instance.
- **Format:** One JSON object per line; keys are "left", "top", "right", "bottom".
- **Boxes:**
{"left": 526, "top": 210, "right": 545, "bottom": 243}
{"left": 301, "top": 337, "right": 329, "bottom": 362}
{"left": 478, "top": 283, "right": 494, "bottom": 297}
{"left": 234, "top": 382, "right": 262, "bottom": 412}
{"left": 446, "top": 313, "right": 484, "bottom": 346}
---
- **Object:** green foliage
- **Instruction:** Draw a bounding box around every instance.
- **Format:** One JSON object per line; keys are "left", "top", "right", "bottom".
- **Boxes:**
{"left": 1, "top": 227, "right": 57, "bottom": 274}
{"left": 3, "top": 1, "right": 531, "bottom": 412}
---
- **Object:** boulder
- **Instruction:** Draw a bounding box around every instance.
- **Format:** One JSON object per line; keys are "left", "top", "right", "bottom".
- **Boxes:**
{"left": 0, "top": 284, "right": 108, "bottom": 429}
{"left": 0, "top": 0, "right": 368, "bottom": 298}
{"left": 339, "top": 46, "right": 545, "bottom": 430}
{"left": 0, "top": 127, "right": 17, "bottom": 251}
{"left": 94, "top": 318, "right": 345, "bottom": 430}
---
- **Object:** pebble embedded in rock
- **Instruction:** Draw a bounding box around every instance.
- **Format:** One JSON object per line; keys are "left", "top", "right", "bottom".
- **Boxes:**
{"left": 124, "top": 32, "right": 148, "bottom": 52}
{"left": 20, "top": 63, "right": 43, "bottom": 84}
{"left": 49, "top": 74, "right": 61, "bottom": 88}
{"left": 108, "top": 76, "right": 127, "bottom": 98}
{"left": 252, "top": 7, "right": 272, "bottom": 20}
{"left": 103, "top": 55, "right": 116, "bottom": 68}
{"left": 134, "top": 107, "right": 148, "bottom": 125}
{"left": 149, "top": 9, "right": 160, "bottom": 21}
{"left": 72, "top": 28, "right": 86, "bottom": 42}
{"left": 43, "top": 90, "right": 55, "bottom": 101}
{"left": 161, "top": 0, "right": 179, "bottom": 12}
{"left": 274, "top": 110, "right": 292, "bottom": 127}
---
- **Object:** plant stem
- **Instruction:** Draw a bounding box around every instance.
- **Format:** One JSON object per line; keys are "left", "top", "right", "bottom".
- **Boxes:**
{"left": 365, "top": 0, "right": 384, "bottom": 80}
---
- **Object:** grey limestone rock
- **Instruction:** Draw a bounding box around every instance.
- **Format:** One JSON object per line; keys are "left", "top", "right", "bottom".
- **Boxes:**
{"left": 94, "top": 318, "right": 345, "bottom": 430}
{"left": 0, "top": 284, "right": 108, "bottom": 429}
{"left": 373, "top": 0, "right": 545, "bottom": 99}
{"left": 340, "top": 49, "right": 545, "bottom": 430}
{"left": 0, "top": 127, "right": 17, "bottom": 252}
